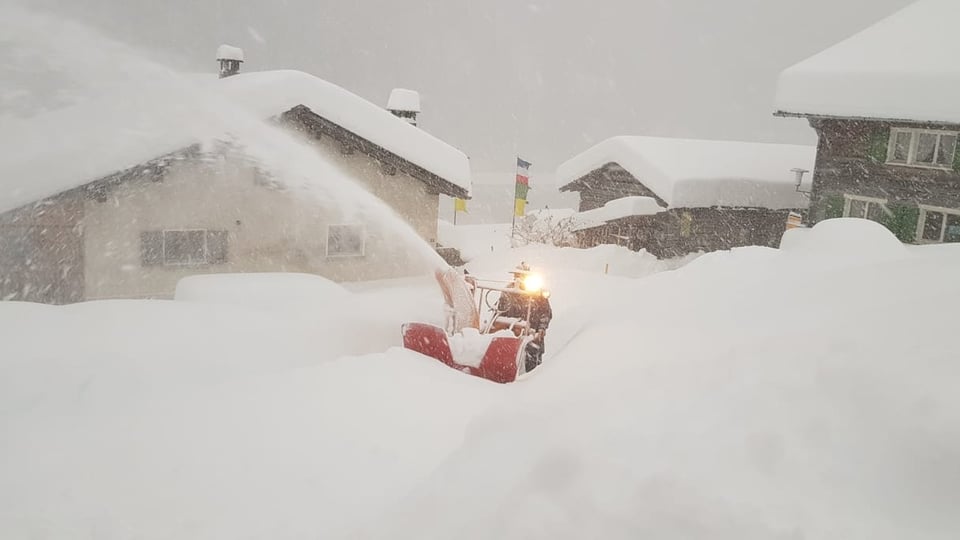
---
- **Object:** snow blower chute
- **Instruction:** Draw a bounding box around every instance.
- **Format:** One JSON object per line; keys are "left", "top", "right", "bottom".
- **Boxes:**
{"left": 402, "top": 265, "right": 552, "bottom": 383}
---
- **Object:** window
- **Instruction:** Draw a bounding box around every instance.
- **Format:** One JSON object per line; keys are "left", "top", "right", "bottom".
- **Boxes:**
{"left": 140, "top": 229, "right": 229, "bottom": 266}
{"left": 887, "top": 128, "right": 958, "bottom": 169}
{"left": 843, "top": 195, "right": 889, "bottom": 222}
{"left": 164, "top": 230, "right": 205, "bottom": 265}
{"left": 326, "top": 224, "right": 365, "bottom": 257}
{"left": 917, "top": 206, "right": 960, "bottom": 244}
{"left": 679, "top": 212, "right": 693, "bottom": 237}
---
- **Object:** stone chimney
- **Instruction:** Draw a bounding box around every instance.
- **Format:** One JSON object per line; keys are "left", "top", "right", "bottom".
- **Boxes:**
{"left": 216, "top": 44, "right": 245, "bottom": 78}
{"left": 387, "top": 88, "right": 421, "bottom": 126}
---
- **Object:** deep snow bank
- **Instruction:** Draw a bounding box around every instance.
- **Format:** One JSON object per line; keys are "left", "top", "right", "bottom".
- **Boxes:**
{"left": 364, "top": 220, "right": 960, "bottom": 540}
{"left": 2, "top": 219, "right": 959, "bottom": 539}
{"left": 174, "top": 272, "right": 350, "bottom": 311}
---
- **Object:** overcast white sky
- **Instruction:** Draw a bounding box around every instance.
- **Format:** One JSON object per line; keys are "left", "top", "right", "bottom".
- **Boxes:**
{"left": 19, "top": 0, "right": 914, "bottom": 174}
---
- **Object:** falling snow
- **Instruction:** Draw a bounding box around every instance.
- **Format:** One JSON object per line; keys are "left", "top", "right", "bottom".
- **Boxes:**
{"left": 1, "top": 1, "right": 958, "bottom": 539}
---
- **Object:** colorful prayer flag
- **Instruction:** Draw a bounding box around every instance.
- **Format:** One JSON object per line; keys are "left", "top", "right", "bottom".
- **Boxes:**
{"left": 514, "top": 156, "right": 532, "bottom": 218}
{"left": 515, "top": 182, "right": 529, "bottom": 200}
{"left": 514, "top": 198, "right": 526, "bottom": 217}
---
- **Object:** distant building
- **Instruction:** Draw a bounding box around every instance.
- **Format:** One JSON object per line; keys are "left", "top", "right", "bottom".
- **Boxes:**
{"left": 216, "top": 44, "right": 245, "bottom": 78}
{"left": 0, "top": 50, "right": 471, "bottom": 304}
{"left": 775, "top": 0, "right": 960, "bottom": 244}
{"left": 557, "top": 136, "right": 814, "bottom": 258}
{"left": 386, "top": 88, "right": 421, "bottom": 126}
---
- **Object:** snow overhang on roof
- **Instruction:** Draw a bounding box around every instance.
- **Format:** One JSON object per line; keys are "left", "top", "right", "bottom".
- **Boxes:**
{"left": 556, "top": 136, "right": 814, "bottom": 210}
{"left": 387, "top": 88, "right": 421, "bottom": 113}
{"left": 219, "top": 71, "right": 470, "bottom": 196}
{"left": 0, "top": 70, "right": 471, "bottom": 214}
{"left": 774, "top": 0, "right": 960, "bottom": 124}
{"left": 216, "top": 44, "right": 245, "bottom": 62}
{"left": 572, "top": 196, "right": 666, "bottom": 231}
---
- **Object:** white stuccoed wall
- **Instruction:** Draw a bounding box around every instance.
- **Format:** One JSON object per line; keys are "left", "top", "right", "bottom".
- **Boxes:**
{"left": 82, "top": 137, "right": 441, "bottom": 300}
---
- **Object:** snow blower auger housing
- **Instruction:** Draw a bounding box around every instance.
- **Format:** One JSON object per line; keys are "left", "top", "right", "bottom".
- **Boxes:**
{"left": 401, "top": 265, "right": 551, "bottom": 383}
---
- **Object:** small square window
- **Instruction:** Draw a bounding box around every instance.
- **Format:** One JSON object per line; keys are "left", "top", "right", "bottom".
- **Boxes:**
{"left": 848, "top": 199, "right": 867, "bottom": 218}
{"left": 937, "top": 134, "right": 957, "bottom": 167}
{"left": 207, "top": 230, "right": 229, "bottom": 263}
{"left": 327, "top": 224, "right": 365, "bottom": 257}
{"left": 866, "top": 202, "right": 887, "bottom": 222}
{"left": 922, "top": 211, "right": 944, "bottom": 241}
{"left": 679, "top": 212, "right": 693, "bottom": 237}
{"left": 164, "top": 230, "right": 206, "bottom": 265}
{"left": 945, "top": 214, "right": 960, "bottom": 243}
{"left": 916, "top": 133, "right": 938, "bottom": 164}
{"left": 891, "top": 131, "right": 911, "bottom": 163}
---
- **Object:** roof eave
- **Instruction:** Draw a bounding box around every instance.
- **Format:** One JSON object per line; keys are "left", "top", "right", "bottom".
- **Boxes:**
{"left": 556, "top": 162, "right": 624, "bottom": 193}
{"left": 774, "top": 109, "right": 960, "bottom": 127}
{"left": 281, "top": 105, "right": 470, "bottom": 199}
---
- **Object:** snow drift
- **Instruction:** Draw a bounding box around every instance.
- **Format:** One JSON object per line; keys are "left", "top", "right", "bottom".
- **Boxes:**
{"left": 2, "top": 219, "right": 959, "bottom": 539}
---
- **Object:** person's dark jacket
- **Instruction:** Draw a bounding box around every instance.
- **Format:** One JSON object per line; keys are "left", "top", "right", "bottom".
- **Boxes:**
{"left": 498, "top": 289, "right": 552, "bottom": 331}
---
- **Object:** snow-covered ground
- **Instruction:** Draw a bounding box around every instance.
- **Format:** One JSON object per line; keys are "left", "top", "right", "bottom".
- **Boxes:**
{"left": 2, "top": 218, "right": 959, "bottom": 539}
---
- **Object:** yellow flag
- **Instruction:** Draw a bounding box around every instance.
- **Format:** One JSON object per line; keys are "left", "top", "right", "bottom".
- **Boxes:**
{"left": 454, "top": 198, "right": 467, "bottom": 213}
{"left": 514, "top": 198, "right": 526, "bottom": 217}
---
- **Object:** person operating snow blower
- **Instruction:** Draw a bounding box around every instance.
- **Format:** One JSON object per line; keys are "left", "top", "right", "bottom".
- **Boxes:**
{"left": 496, "top": 262, "right": 552, "bottom": 371}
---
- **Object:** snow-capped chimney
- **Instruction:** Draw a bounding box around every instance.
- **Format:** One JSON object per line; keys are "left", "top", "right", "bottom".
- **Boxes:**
{"left": 216, "top": 44, "right": 245, "bottom": 78}
{"left": 387, "top": 88, "right": 421, "bottom": 126}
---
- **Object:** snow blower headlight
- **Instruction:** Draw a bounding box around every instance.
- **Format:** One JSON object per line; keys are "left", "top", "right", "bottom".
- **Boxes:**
{"left": 522, "top": 273, "right": 544, "bottom": 293}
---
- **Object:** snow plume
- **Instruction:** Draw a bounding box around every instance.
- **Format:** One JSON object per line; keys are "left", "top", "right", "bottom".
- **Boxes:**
{"left": 0, "top": 3, "right": 446, "bottom": 270}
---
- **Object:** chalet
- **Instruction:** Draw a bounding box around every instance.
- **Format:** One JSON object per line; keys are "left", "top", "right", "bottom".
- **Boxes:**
{"left": 0, "top": 48, "right": 471, "bottom": 304}
{"left": 557, "top": 136, "right": 814, "bottom": 258}
{"left": 774, "top": 0, "right": 960, "bottom": 244}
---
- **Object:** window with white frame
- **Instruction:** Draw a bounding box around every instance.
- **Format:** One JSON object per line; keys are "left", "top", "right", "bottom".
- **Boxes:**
{"left": 326, "top": 224, "right": 365, "bottom": 257}
{"left": 887, "top": 128, "right": 958, "bottom": 169}
{"left": 140, "top": 229, "right": 229, "bottom": 266}
{"left": 918, "top": 206, "right": 960, "bottom": 244}
{"left": 843, "top": 194, "right": 889, "bottom": 222}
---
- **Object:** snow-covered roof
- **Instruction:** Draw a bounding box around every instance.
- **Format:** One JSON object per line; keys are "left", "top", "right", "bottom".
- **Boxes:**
{"left": 0, "top": 70, "right": 470, "bottom": 214}
{"left": 572, "top": 196, "right": 666, "bottom": 231}
{"left": 219, "top": 71, "right": 469, "bottom": 191}
{"left": 775, "top": 0, "right": 960, "bottom": 123}
{"left": 216, "top": 44, "right": 245, "bottom": 62}
{"left": 557, "top": 136, "right": 814, "bottom": 210}
{"left": 387, "top": 88, "right": 421, "bottom": 113}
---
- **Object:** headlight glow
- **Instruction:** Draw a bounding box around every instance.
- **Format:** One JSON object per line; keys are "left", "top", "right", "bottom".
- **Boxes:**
{"left": 522, "top": 273, "right": 544, "bottom": 293}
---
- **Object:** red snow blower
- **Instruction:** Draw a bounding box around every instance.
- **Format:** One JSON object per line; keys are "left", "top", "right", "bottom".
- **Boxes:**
{"left": 401, "top": 264, "right": 552, "bottom": 383}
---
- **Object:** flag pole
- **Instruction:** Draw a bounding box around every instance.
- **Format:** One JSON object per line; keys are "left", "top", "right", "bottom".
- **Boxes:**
{"left": 510, "top": 164, "right": 517, "bottom": 247}
{"left": 510, "top": 198, "right": 516, "bottom": 245}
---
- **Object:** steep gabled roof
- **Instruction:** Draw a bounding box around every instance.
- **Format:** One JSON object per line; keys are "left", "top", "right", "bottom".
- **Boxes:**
{"left": 0, "top": 70, "right": 471, "bottom": 215}
{"left": 220, "top": 71, "right": 468, "bottom": 191}
{"left": 775, "top": 0, "right": 960, "bottom": 123}
{"left": 557, "top": 136, "right": 814, "bottom": 210}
